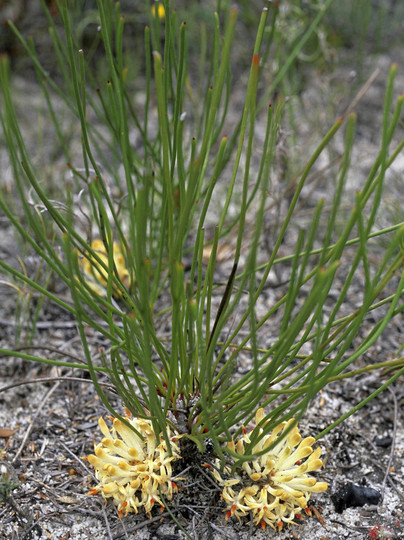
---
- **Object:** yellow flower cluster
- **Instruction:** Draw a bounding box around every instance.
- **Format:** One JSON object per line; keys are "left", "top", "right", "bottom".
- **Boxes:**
{"left": 210, "top": 409, "right": 328, "bottom": 531}
{"left": 87, "top": 415, "right": 182, "bottom": 516}
{"left": 79, "top": 239, "right": 131, "bottom": 297}
{"left": 151, "top": 2, "right": 165, "bottom": 20}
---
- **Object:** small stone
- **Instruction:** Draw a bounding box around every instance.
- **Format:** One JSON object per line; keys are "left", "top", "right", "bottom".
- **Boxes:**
{"left": 331, "top": 483, "right": 381, "bottom": 513}
{"left": 374, "top": 437, "right": 392, "bottom": 448}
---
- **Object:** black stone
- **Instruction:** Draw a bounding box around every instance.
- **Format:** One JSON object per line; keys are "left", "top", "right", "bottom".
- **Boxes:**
{"left": 331, "top": 482, "right": 381, "bottom": 513}
{"left": 374, "top": 437, "right": 393, "bottom": 448}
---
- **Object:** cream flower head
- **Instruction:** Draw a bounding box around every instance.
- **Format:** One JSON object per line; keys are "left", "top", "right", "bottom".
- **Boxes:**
{"left": 87, "top": 414, "right": 182, "bottom": 516}
{"left": 79, "top": 239, "right": 131, "bottom": 297}
{"left": 210, "top": 409, "right": 328, "bottom": 531}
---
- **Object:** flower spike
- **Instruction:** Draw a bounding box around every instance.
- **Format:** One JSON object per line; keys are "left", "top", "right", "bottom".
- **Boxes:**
{"left": 79, "top": 239, "right": 131, "bottom": 297}
{"left": 210, "top": 409, "right": 327, "bottom": 530}
{"left": 86, "top": 414, "right": 182, "bottom": 516}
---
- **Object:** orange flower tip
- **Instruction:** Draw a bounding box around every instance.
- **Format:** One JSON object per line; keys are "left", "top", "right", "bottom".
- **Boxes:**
{"left": 242, "top": 426, "right": 247, "bottom": 435}
{"left": 87, "top": 488, "right": 99, "bottom": 496}
{"left": 296, "top": 513, "right": 302, "bottom": 520}
{"left": 172, "top": 481, "right": 178, "bottom": 492}
{"left": 118, "top": 503, "right": 127, "bottom": 518}
{"left": 295, "top": 460, "right": 301, "bottom": 465}
{"left": 305, "top": 507, "right": 312, "bottom": 516}
{"left": 225, "top": 511, "right": 231, "bottom": 521}
{"left": 202, "top": 463, "right": 212, "bottom": 469}
{"left": 260, "top": 521, "right": 266, "bottom": 531}
{"left": 277, "top": 521, "right": 284, "bottom": 532}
